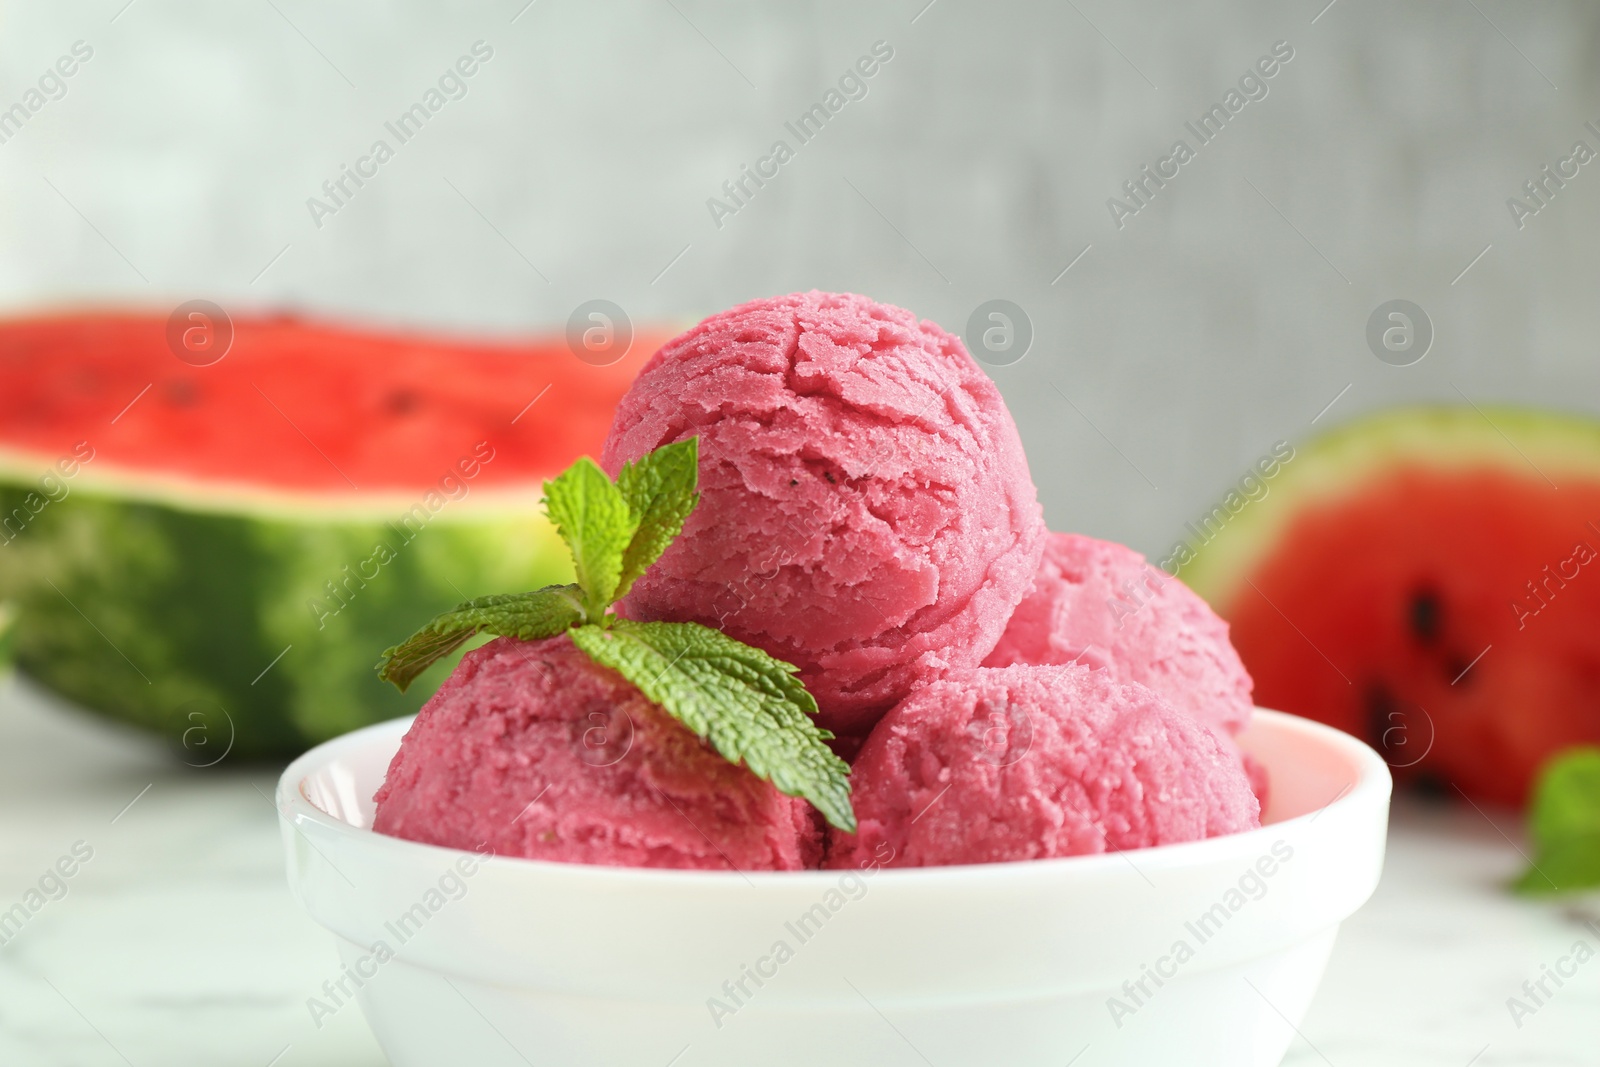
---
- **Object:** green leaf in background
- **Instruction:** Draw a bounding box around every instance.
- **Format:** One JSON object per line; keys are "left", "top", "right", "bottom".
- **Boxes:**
{"left": 1515, "top": 746, "right": 1600, "bottom": 895}
{"left": 376, "top": 586, "right": 585, "bottom": 692}
{"left": 542, "top": 458, "right": 637, "bottom": 618}
{"left": 569, "top": 618, "right": 856, "bottom": 832}
{"left": 614, "top": 437, "right": 699, "bottom": 601}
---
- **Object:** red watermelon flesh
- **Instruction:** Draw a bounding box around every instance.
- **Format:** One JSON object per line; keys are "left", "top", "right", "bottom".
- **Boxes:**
{"left": 0, "top": 311, "right": 674, "bottom": 756}
{"left": 1191, "top": 409, "right": 1600, "bottom": 808}
{"left": 0, "top": 312, "right": 667, "bottom": 495}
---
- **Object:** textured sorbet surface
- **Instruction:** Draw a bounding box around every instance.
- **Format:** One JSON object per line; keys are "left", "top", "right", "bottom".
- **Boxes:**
{"left": 372, "top": 636, "right": 820, "bottom": 870}
{"left": 601, "top": 291, "right": 1045, "bottom": 738}
{"left": 984, "top": 533, "right": 1255, "bottom": 737}
{"left": 827, "top": 665, "right": 1260, "bottom": 869}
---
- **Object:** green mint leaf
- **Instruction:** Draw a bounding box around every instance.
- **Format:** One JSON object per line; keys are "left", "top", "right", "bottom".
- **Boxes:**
{"left": 614, "top": 437, "right": 700, "bottom": 601}
{"left": 378, "top": 586, "right": 584, "bottom": 692}
{"left": 1515, "top": 746, "right": 1600, "bottom": 895}
{"left": 1514, "top": 840, "right": 1600, "bottom": 896}
{"left": 542, "top": 457, "right": 638, "bottom": 618}
{"left": 568, "top": 618, "right": 855, "bottom": 832}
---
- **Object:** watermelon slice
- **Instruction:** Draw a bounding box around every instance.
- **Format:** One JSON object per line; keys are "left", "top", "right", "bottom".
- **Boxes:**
{"left": 1181, "top": 407, "right": 1600, "bottom": 808}
{"left": 0, "top": 312, "right": 668, "bottom": 757}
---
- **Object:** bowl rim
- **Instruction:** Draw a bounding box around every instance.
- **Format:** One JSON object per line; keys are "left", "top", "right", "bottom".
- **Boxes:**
{"left": 277, "top": 707, "right": 1390, "bottom": 888}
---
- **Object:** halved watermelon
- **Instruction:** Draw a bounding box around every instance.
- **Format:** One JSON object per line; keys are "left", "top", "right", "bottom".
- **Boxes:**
{"left": 0, "top": 312, "right": 669, "bottom": 757}
{"left": 1181, "top": 407, "right": 1600, "bottom": 808}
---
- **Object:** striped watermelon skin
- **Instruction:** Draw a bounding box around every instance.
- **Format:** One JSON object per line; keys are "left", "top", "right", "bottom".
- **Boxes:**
{"left": 0, "top": 481, "right": 570, "bottom": 757}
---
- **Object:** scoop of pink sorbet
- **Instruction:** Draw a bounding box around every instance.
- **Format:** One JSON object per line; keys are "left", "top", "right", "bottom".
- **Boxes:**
{"left": 983, "top": 532, "right": 1255, "bottom": 737}
{"left": 601, "top": 291, "right": 1045, "bottom": 739}
{"left": 826, "top": 665, "right": 1260, "bottom": 869}
{"left": 372, "top": 635, "right": 820, "bottom": 871}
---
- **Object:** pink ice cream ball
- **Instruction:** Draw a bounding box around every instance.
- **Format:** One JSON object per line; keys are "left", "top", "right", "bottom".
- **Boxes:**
{"left": 372, "top": 635, "right": 821, "bottom": 871}
{"left": 983, "top": 532, "right": 1256, "bottom": 738}
{"left": 826, "top": 665, "right": 1261, "bottom": 869}
{"left": 601, "top": 291, "right": 1045, "bottom": 738}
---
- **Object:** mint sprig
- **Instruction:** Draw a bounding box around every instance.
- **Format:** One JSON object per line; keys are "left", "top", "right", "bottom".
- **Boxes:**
{"left": 570, "top": 620, "right": 853, "bottom": 831}
{"left": 375, "top": 437, "right": 855, "bottom": 832}
{"left": 378, "top": 586, "right": 585, "bottom": 691}
{"left": 613, "top": 438, "right": 699, "bottom": 601}
{"left": 543, "top": 457, "right": 638, "bottom": 619}
{"left": 1515, "top": 746, "right": 1600, "bottom": 895}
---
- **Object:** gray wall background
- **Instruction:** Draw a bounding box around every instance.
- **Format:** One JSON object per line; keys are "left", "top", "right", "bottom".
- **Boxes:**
{"left": 4, "top": 0, "right": 1598, "bottom": 559}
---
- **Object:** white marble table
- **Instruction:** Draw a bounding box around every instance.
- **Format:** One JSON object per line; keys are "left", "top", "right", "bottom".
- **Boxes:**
{"left": 0, "top": 674, "right": 1594, "bottom": 1067}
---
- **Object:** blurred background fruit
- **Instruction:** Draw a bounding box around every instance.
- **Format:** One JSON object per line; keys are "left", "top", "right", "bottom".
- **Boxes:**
{"left": 0, "top": 312, "right": 670, "bottom": 755}
{"left": 1182, "top": 406, "right": 1600, "bottom": 807}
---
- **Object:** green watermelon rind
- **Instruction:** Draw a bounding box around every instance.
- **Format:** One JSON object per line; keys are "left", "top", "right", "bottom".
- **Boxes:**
{"left": 0, "top": 474, "right": 571, "bottom": 758}
{"left": 0, "top": 448, "right": 549, "bottom": 522}
{"left": 1178, "top": 406, "right": 1600, "bottom": 616}
{"left": 0, "top": 599, "right": 14, "bottom": 675}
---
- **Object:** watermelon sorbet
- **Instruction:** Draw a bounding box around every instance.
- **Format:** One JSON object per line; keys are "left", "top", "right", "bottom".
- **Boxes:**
{"left": 373, "top": 636, "right": 821, "bottom": 870}
{"left": 369, "top": 290, "right": 1269, "bottom": 875}
{"left": 827, "top": 665, "right": 1261, "bottom": 869}
{"left": 985, "top": 532, "right": 1255, "bottom": 737}
{"left": 602, "top": 291, "right": 1046, "bottom": 739}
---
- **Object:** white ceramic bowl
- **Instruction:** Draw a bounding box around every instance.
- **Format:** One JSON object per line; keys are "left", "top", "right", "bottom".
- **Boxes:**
{"left": 277, "top": 709, "right": 1390, "bottom": 1067}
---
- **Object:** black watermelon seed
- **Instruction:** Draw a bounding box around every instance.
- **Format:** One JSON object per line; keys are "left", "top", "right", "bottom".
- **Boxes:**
{"left": 1409, "top": 771, "right": 1450, "bottom": 801}
{"left": 385, "top": 389, "right": 420, "bottom": 414}
{"left": 163, "top": 379, "right": 198, "bottom": 406}
{"left": 1409, "top": 588, "right": 1441, "bottom": 644}
{"left": 824, "top": 471, "right": 836, "bottom": 483}
{"left": 1364, "top": 682, "right": 1398, "bottom": 755}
